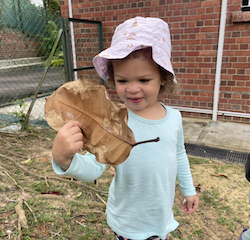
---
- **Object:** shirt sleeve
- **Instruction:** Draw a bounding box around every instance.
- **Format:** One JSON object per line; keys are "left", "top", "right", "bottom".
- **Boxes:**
{"left": 52, "top": 152, "right": 107, "bottom": 182}
{"left": 176, "top": 116, "right": 197, "bottom": 197}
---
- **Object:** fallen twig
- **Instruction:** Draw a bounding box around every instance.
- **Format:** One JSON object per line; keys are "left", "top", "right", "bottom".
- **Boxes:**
{"left": 24, "top": 201, "right": 37, "bottom": 222}
{"left": 6, "top": 197, "right": 38, "bottom": 222}
{"left": 89, "top": 192, "right": 96, "bottom": 201}
{"left": 76, "top": 220, "right": 86, "bottom": 227}
{"left": 0, "top": 153, "right": 108, "bottom": 194}
{"left": 44, "top": 176, "right": 49, "bottom": 187}
{"left": 228, "top": 181, "right": 238, "bottom": 192}
{"left": 96, "top": 193, "right": 107, "bottom": 206}
{"left": 2, "top": 169, "right": 25, "bottom": 192}
{"left": 49, "top": 230, "right": 69, "bottom": 240}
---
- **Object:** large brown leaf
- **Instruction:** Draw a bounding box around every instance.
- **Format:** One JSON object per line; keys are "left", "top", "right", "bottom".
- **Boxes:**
{"left": 45, "top": 78, "right": 159, "bottom": 166}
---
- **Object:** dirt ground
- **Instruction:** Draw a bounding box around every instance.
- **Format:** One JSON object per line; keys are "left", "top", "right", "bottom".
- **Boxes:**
{"left": 0, "top": 127, "right": 249, "bottom": 240}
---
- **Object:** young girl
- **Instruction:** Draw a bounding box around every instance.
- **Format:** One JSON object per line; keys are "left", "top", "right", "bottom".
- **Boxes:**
{"left": 52, "top": 17, "right": 199, "bottom": 240}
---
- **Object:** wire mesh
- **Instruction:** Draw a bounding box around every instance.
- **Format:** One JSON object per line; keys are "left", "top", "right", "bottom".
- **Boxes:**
{"left": 0, "top": 0, "right": 65, "bottom": 130}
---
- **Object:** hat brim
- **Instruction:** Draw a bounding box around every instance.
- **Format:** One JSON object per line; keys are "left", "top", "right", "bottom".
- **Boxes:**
{"left": 93, "top": 41, "right": 176, "bottom": 82}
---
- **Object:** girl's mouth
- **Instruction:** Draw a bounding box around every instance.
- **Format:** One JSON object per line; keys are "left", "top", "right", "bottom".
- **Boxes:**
{"left": 129, "top": 98, "right": 143, "bottom": 103}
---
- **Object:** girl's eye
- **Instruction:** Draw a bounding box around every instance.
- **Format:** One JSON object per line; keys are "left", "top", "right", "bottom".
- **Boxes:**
{"left": 116, "top": 79, "right": 127, "bottom": 84}
{"left": 140, "top": 79, "right": 150, "bottom": 83}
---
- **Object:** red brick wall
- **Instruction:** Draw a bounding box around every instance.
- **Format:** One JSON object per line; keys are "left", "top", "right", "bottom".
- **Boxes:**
{"left": 0, "top": 28, "right": 42, "bottom": 60}
{"left": 60, "top": 0, "right": 250, "bottom": 123}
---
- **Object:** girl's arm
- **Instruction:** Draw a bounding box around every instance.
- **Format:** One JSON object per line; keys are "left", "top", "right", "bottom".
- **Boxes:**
{"left": 52, "top": 152, "right": 106, "bottom": 182}
{"left": 176, "top": 115, "right": 199, "bottom": 213}
{"left": 176, "top": 127, "right": 197, "bottom": 197}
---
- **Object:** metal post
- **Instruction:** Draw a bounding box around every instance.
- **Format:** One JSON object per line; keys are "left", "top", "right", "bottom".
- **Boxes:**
{"left": 212, "top": 0, "right": 228, "bottom": 121}
{"left": 21, "top": 29, "right": 63, "bottom": 130}
{"left": 65, "top": 18, "right": 74, "bottom": 82}
{"left": 98, "top": 22, "right": 104, "bottom": 85}
{"left": 60, "top": 17, "right": 70, "bottom": 82}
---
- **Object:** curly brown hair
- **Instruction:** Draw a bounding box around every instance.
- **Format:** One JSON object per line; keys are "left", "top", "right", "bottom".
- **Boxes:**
{"left": 106, "top": 47, "right": 177, "bottom": 94}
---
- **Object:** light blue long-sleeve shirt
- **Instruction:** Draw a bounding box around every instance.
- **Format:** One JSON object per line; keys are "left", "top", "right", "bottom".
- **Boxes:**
{"left": 52, "top": 105, "right": 196, "bottom": 240}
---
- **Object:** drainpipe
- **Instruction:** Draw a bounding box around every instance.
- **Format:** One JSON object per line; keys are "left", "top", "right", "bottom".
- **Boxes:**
{"left": 212, "top": 0, "right": 228, "bottom": 121}
{"left": 68, "top": 0, "right": 78, "bottom": 80}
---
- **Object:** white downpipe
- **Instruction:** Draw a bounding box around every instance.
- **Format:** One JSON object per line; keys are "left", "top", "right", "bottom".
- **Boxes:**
{"left": 68, "top": 0, "right": 78, "bottom": 80}
{"left": 212, "top": 0, "right": 228, "bottom": 121}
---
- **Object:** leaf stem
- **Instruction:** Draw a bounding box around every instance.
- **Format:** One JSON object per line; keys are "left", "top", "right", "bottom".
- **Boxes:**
{"left": 132, "top": 137, "right": 160, "bottom": 147}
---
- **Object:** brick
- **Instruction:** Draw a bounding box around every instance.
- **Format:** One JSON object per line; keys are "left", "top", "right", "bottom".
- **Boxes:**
{"left": 201, "top": 0, "right": 219, "bottom": 8}
{"left": 201, "top": 13, "right": 219, "bottom": 20}
{"left": 170, "top": 4, "right": 185, "bottom": 10}
{"left": 200, "top": 50, "right": 216, "bottom": 56}
{"left": 240, "top": 44, "right": 249, "bottom": 50}
{"left": 184, "top": 15, "right": 200, "bottom": 21}
{"left": 185, "top": 2, "right": 201, "bottom": 9}
{"left": 200, "top": 26, "right": 218, "bottom": 32}
{"left": 233, "top": 63, "right": 250, "bottom": 68}
{"left": 242, "top": 94, "right": 250, "bottom": 100}
{"left": 243, "top": 11, "right": 250, "bottom": 22}
{"left": 236, "top": 37, "right": 250, "bottom": 43}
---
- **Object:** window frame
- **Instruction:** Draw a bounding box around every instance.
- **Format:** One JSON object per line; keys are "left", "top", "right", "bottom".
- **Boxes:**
{"left": 242, "top": 0, "right": 250, "bottom": 11}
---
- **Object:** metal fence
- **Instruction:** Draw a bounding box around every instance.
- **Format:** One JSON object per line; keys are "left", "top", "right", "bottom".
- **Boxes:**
{"left": 0, "top": 0, "right": 65, "bottom": 130}
{"left": 61, "top": 17, "right": 103, "bottom": 84}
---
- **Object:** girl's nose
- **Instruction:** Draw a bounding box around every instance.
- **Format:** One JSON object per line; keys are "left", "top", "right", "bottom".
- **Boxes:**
{"left": 126, "top": 83, "right": 141, "bottom": 93}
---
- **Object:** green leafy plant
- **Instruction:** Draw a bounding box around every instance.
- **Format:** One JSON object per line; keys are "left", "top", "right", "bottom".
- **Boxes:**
{"left": 51, "top": 49, "right": 64, "bottom": 68}
{"left": 43, "top": 0, "right": 61, "bottom": 18}
{"left": 11, "top": 98, "right": 28, "bottom": 123}
{"left": 41, "top": 20, "right": 64, "bottom": 67}
{"left": 41, "top": 20, "right": 59, "bottom": 56}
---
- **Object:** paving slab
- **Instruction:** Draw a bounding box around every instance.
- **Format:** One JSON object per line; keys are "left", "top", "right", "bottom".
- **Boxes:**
{"left": 183, "top": 117, "right": 250, "bottom": 153}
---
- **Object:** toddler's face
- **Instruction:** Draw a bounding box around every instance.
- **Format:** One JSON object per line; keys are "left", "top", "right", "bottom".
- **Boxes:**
{"left": 112, "top": 53, "right": 164, "bottom": 117}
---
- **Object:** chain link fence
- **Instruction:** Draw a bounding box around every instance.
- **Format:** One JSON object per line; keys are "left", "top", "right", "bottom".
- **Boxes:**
{"left": 0, "top": 0, "right": 65, "bottom": 130}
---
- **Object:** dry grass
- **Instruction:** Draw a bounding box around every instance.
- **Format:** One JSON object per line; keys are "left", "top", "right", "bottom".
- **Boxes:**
{"left": 0, "top": 127, "right": 249, "bottom": 240}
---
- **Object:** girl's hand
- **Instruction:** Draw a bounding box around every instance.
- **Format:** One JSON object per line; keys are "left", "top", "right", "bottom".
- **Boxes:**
{"left": 181, "top": 195, "right": 199, "bottom": 214}
{"left": 52, "top": 121, "right": 83, "bottom": 170}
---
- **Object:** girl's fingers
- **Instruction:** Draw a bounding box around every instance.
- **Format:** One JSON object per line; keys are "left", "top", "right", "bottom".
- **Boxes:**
{"left": 68, "top": 125, "right": 82, "bottom": 135}
{"left": 63, "top": 120, "right": 82, "bottom": 130}
{"left": 74, "top": 140, "right": 84, "bottom": 150}
{"left": 71, "top": 132, "right": 84, "bottom": 143}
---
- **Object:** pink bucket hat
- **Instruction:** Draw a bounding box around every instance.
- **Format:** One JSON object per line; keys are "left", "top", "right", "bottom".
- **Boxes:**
{"left": 93, "top": 16, "right": 176, "bottom": 82}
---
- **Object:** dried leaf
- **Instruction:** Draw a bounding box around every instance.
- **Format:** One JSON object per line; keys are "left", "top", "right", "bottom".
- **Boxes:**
{"left": 211, "top": 174, "right": 230, "bottom": 179}
{"left": 40, "top": 157, "right": 49, "bottom": 162}
{"left": 71, "top": 192, "right": 82, "bottom": 199}
{"left": 45, "top": 78, "right": 159, "bottom": 166}
{"left": 21, "top": 158, "right": 32, "bottom": 164}
{"left": 38, "top": 224, "right": 49, "bottom": 235}
{"left": 0, "top": 212, "right": 9, "bottom": 219}
{"left": 194, "top": 183, "right": 204, "bottom": 193}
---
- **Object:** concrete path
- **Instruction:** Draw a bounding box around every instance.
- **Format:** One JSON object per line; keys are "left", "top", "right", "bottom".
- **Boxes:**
{"left": 183, "top": 117, "right": 250, "bottom": 153}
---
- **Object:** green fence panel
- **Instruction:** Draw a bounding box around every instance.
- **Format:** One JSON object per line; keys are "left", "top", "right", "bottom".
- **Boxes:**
{"left": 0, "top": 1, "right": 65, "bottom": 130}
{"left": 62, "top": 18, "right": 103, "bottom": 84}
